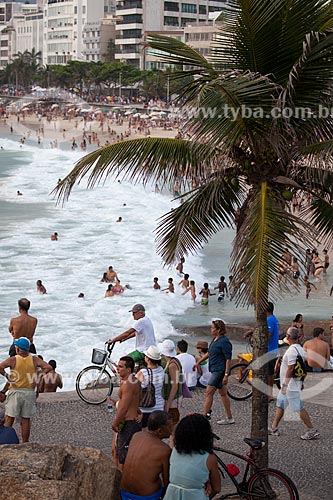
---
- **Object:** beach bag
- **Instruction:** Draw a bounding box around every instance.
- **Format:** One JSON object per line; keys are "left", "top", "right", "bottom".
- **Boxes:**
{"left": 140, "top": 368, "right": 156, "bottom": 408}
{"left": 292, "top": 347, "right": 307, "bottom": 382}
{"left": 182, "top": 380, "right": 193, "bottom": 399}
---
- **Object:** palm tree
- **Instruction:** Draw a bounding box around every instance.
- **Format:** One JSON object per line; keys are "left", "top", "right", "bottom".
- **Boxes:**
{"left": 56, "top": 0, "right": 333, "bottom": 466}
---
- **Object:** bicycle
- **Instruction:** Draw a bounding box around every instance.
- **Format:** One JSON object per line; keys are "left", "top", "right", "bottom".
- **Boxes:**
{"left": 76, "top": 343, "right": 119, "bottom": 405}
{"left": 227, "top": 359, "right": 281, "bottom": 401}
{"left": 213, "top": 436, "right": 299, "bottom": 500}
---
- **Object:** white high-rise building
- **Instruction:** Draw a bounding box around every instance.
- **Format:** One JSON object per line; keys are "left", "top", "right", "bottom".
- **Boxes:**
{"left": 115, "top": 0, "right": 230, "bottom": 69}
{"left": 42, "top": 0, "right": 116, "bottom": 64}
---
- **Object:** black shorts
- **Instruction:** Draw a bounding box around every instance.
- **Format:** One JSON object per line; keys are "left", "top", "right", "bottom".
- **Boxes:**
{"left": 116, "top": 420, "right": 142, "bottom": 464}
{"left": 9, "top": 343, "right": 36, "bottom": 357}
{"left": 267, "top": 357, "right": 277, "bottom": 376}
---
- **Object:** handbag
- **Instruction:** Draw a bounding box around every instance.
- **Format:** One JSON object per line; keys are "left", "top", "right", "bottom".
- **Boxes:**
{"left": 182, "top": 380, "right": 193, "bottom": 399}
{"left": 140, "top": 368, "right": 156, "bottom": 408}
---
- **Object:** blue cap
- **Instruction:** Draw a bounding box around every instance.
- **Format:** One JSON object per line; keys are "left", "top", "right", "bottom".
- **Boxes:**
{"left": 13, "top": 337, "right": 30, "bottom": 351}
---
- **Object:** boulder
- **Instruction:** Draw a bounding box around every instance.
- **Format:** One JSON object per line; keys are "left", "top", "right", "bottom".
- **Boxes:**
{"left": 0, "top": 443, "right": 121, "bottom": 500}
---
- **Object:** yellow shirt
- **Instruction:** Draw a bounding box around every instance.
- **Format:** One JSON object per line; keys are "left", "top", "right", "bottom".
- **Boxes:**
{"left": 10, "top": 354, "right": 36, "bottom": 390}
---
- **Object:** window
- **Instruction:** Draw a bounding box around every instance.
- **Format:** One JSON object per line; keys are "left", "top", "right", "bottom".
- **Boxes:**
{"left": 164, "top": 1, "right": 179, "bottom": 11}
{"left": 199, "top": 5, "right": 206, "bottom": 14}
{"left": 181, "top": 3, "right": 197, "bottom": 14}
{"left": 164, "top": 16, "right": 179, "bottom": 26}
{"left": 181, "top": 17, "right": 196, "bottom": 26}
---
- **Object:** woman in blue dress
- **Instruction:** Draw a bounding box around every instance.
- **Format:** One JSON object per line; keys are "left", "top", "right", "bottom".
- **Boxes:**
{"left": 164, "top": 414, "right": 221, "bottom": 499}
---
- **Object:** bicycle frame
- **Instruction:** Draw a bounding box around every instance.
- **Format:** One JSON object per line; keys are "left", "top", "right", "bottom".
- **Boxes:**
{"left": 213, "top": 445, "right": 257, "bottom": 498}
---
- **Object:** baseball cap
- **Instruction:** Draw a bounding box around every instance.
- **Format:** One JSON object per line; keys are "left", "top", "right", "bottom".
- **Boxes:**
{"left": 129, "top": 304, "right": 145, "bottom": 313}
{"left": 158, "top": 339, "right": 176, "bottom": 357}
{"left": 13, "top": 337, "right": 30, "bottom": 351}
{"left": 144, "top": 345, "right": 161, "bottom": 361}
{"left": 196, "top": 340, "right": 208, "bottom": 349}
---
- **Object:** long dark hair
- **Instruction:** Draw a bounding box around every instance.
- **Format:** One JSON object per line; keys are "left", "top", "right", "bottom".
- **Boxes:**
{"left": 174, "top": 414, "right": 214, "bottom": 454}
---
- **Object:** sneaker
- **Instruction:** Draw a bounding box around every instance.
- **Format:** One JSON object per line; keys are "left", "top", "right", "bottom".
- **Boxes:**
{"left": 301, "top": 429, "right": 320, "bottom": 440}
{"left": 217, "top": 418, "right": 235, "bottom": 425}
{"left": 268, "top": 427, "right": 280, "bottom": 436}
{"left": 205, "top": 411, "right": 212, "bottom": 420}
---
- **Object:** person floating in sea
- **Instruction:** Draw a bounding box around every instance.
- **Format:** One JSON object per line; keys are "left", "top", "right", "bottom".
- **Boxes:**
{"left": 17, "top": 190, "right": 23, "bottom": 196}
{"left": 51, "top": 232, "right": 58, "bottom": 241}
{"left": 199, "top": 283, "right": 215, "bottom": 306}
{"left": 116, "top": 217, "right": 123, "bottom": 222}
{"left": 153, "top": 277, "right": 161, "bottom": 290}
{"left": 78, "top": 292, "right": 85, "bottom": 298}
{"left": 304, "top": 276, "right": 317, "bottom": 299}
{"left": 36, "top": 280, "right": 47, "bottom": 295}
{"left": 182, "top": 280, "right": 196, "bottom": 302}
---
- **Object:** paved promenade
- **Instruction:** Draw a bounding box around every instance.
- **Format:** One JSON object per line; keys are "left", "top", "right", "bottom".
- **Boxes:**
{"left": 24, "top": 372, "right": 333, "bottom": 500}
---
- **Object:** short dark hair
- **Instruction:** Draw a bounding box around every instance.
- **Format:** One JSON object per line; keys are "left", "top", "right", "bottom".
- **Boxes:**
{"left": 48, "top": 360, "right": 57, "bottom": 370}
{"left": 184, "top": 274, "right": 189, "bottom": 279}
{"left": 313, "top": 327, "right": 324, "bottom": 338}
{"left": 174, "top": 414, "right": 213, "bottom": 454}
{"left": 177, "top": 340, "right": 188, "bottom": 353}
{"left": 119, "top": 356, "right": 135, "bottom": 372}
{"left": 267, "top": 301, "right": 274, "bottom": 313}
{"left": 18, "top": 298, "right": 30, "bottom": 312}
{"left": 147, "top": 411, "right": 171, "bottom": 431}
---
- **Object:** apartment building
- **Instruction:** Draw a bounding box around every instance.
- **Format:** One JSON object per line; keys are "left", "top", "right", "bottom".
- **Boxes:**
{"left": 115, "top": 0, "right": 229, "bottom": 69}
{"left": 42, "top": 0, "right": 115, "bottom": 64}
{"left": 82, "top": 18, "right": 116, "bottom": 62}
{"left": 12, "top": 10, "right": 43, "bottom": 56}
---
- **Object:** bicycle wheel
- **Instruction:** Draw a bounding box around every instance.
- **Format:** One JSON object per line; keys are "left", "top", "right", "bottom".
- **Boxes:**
{"left": 227, "top": 363, "right": 253, "bottom": 401}
{"left": 247, "top": 468, "right": 299, "bottom": 500}
{"left": 76, "top": 366, "right": 113, "bottom": 405}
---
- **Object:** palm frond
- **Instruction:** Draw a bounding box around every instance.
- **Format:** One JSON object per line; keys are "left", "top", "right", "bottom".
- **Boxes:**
{"left": 230, "top": 182, "right": 315, "bottom": 308}
{"left": 155, "top": 177, "right": 246, "bottom": 264}
{"left": 53, "top": 138, "right": 216, "bottom": 202}
{"left": 301, "top": 198, "right": 333, "bottom": 249}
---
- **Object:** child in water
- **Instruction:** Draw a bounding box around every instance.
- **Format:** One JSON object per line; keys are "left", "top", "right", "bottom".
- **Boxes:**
{"left": 162, "top": 278, "right": 174, "bottom": 293}
{"left": 304, "top": 276, "right": 317, "bottom": 299}
{"left": 182, "top": 280, "right": 196, "bottom": 301}
{"left": 153, "top": 277, "right": 161, "bottom": 290}
{"left": 199, "top": 283, "right": 215, "bottom": 305}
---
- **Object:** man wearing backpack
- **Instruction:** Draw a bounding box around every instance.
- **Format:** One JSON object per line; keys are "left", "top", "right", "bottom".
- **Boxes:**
{"left": 269, "top": 327, "right": 320, "bottom": 440}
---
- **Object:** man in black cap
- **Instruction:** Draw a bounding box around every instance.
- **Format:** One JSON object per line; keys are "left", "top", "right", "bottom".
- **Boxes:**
{"left": 108, "top": 304, "right": 156, "bottom": 364}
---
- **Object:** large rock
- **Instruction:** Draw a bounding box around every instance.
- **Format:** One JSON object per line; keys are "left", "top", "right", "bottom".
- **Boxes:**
{"left": 0, "top": 443, "right": 121, "bottom": 500}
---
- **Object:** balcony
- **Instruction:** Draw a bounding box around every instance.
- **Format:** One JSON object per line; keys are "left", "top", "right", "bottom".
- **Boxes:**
{"left": 117, "top": 2, "right": 142, "bottom": 10}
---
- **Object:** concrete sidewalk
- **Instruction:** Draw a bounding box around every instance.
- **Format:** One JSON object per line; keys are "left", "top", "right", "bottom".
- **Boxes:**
{"left": 25, "top": 371, "right": 333, "bottom": 500}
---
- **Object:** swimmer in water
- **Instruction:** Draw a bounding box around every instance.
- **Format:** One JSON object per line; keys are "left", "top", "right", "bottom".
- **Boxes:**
{"left": 51, "top": 232, "right": 58, "bottom": 241}
{"left": 153, "top": 277, "right": 161, "bottom": 290}
{"left": 182, "top": 280, "right": 196, "bottom": 301}
{"left": 199, "top": 283, "right": 215, "bottom": 305}
{"left": 178, "top": 273, "right": 189, "bottom": 289}
{"left": 105, "top": 284, "right": 114, "bottom": 298}
{"left": 162, "top": 278, "right": 174, "bottom": 293}
{"left": 36, "top": 280, "right": 47, "bottom": 294}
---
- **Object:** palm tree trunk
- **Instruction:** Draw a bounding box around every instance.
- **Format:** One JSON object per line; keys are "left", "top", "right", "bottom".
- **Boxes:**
{"left": 251, "top": 306, "right": 269, "bottom": 468}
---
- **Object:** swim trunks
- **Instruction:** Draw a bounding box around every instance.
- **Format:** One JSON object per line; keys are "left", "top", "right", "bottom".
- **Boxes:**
{"left": 116, "top": 420, "right": 142, "bottom": 464}
{"left": 201, "top": 298, "right": 208, "bottom": 305}
{"left": 120, "top": 487, "right": 163, "bottom": 500}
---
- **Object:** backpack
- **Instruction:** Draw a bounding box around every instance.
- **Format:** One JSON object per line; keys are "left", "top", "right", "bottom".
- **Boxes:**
{"left": 291, "top": 346, "right": 307, "bottom": 381}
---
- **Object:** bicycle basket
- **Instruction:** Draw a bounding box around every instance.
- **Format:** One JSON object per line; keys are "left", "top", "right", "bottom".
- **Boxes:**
{"left": 92, "top": 348, "right": 107, "bottom": 365}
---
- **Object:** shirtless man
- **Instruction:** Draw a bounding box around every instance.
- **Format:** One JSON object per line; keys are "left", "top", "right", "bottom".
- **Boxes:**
{"left": 51, "top": 232, "right": 58, "bottom": 241}
{"left": 106, "top": 265, "right": 119, "bottom": 283}
{"left": 112, "top": 356, "right": 142, "bottom": 469}
{"left": 303, "top": 328, "right": 330, "bottom": 371}
{"left": 120, "top": 411, "right": 172, "bottom": 500}
{"left": 8, "top": 298, "right": 38, "bottom": 357}
{"left": 39, "top": 360, "right": 63, "bottom": 393}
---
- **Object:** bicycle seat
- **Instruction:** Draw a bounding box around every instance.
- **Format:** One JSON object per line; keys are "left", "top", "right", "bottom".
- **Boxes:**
{"left": 244, "top": 438, "right": 265, "bottom": 450}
